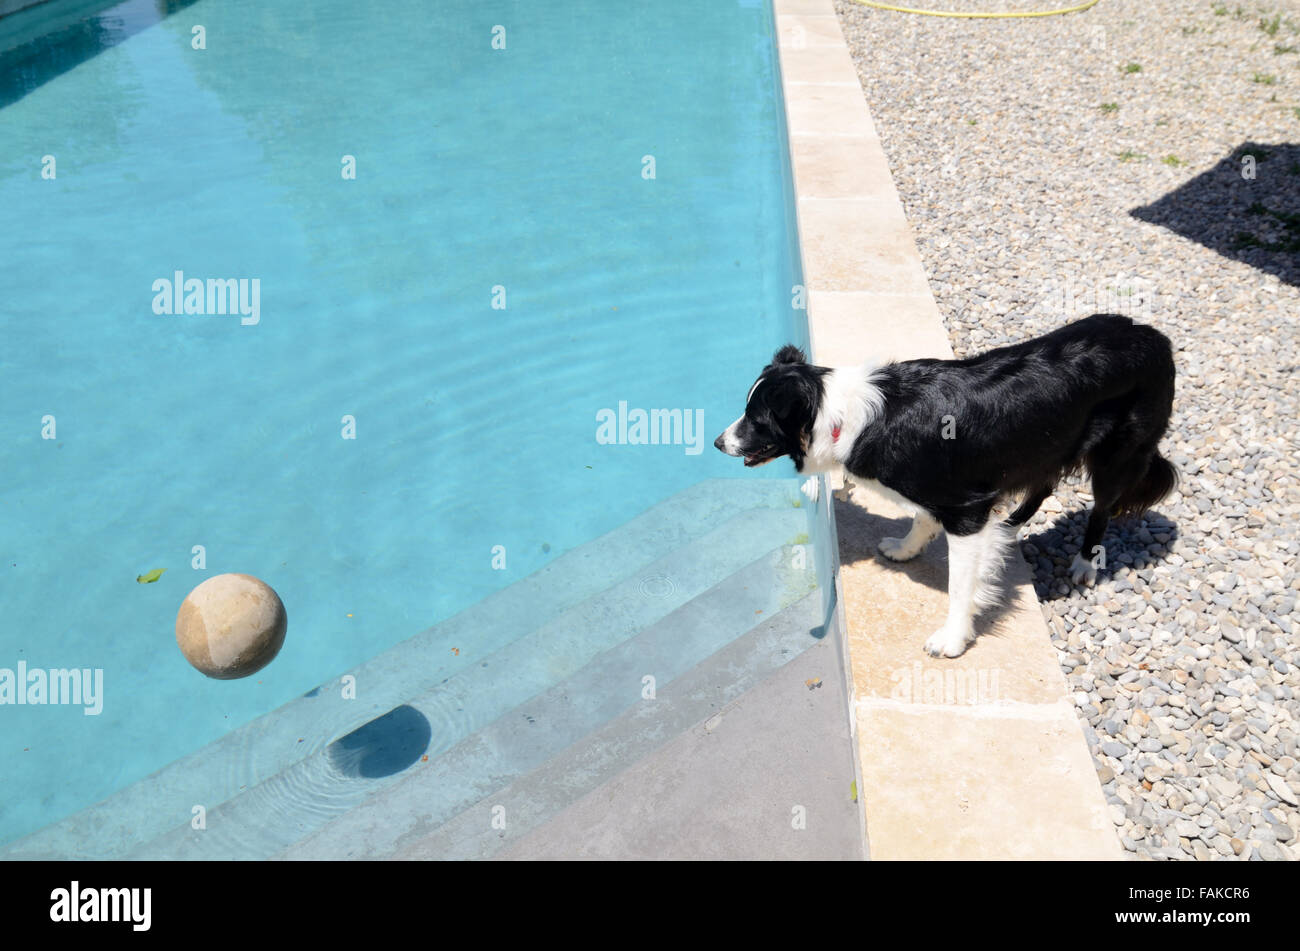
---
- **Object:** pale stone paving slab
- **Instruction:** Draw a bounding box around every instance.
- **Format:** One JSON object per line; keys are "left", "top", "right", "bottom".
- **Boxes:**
{"left": 774, "top": 0, "right": 1120, "bottom": 859}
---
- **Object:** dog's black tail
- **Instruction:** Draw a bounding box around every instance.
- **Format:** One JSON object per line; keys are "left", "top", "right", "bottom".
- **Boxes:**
{"left": 1113, "top": 451, "right": 1178, "bottom": 517}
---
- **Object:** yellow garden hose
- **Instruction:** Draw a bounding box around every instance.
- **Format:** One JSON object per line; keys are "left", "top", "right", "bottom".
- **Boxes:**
{"left": 843, "top": 0, "right": 1101, "bottom": 17}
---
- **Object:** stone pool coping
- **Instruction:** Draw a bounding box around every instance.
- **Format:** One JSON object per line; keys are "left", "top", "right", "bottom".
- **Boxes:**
{"left": 774, "top": 0, "right": 1119, "bottom": 859}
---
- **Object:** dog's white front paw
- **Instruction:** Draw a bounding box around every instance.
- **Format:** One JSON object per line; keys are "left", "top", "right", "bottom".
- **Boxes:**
{"left": 924, "top": 624, "right": 972, "bottom": 658}
{"left": 800, "top": 477, "right": 819, "bottom": 503}
{"left": 878, "top": 535, "right": 921, "bottom": 562}
{"left": 1070, "top": 554, "right": 1098, "bottom": 586}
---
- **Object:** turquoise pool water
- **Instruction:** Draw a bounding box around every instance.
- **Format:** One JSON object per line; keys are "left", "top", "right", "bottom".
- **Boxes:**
{"left": 0, "top": 0, "right": 828, "bottom": 852}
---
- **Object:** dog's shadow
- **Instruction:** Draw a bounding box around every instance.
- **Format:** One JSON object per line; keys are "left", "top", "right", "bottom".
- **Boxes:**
{"left": 832, "top": 498, "right": 1020, "bottom": 638}
{"left": 833, "top": 496, "right": 1183, "bottom": 636}
{"left": 1020, "top": 507, "right": 1182, "bottom": 602}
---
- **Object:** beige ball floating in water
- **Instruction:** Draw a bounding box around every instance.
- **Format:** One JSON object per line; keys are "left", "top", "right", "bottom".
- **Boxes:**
{"left": 176, "top": 574, "right": 287, "bottom": 679}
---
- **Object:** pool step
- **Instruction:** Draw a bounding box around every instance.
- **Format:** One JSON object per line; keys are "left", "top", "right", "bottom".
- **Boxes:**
{"left": 2, "top": 478, "right": 814, "bottom": 859}
{"left": 124, "top": 514, "right": 813, "bottom": 858}
{"left": 284, "top": 588, "right": 827, "bottom": 860}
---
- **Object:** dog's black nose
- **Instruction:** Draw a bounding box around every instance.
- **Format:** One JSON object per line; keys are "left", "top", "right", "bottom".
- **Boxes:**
{"left": 714, "top": 433, "right": 726, "bottom": 452}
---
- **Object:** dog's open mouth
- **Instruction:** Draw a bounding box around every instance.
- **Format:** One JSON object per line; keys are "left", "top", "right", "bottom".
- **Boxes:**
{"left": 743, "top": 445, "right": 778, "bottom": 467}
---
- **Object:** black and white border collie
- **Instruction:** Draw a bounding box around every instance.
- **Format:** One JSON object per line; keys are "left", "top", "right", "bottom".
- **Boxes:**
{"left": 715, "top": 314, "right": 1176, "bottom": 658}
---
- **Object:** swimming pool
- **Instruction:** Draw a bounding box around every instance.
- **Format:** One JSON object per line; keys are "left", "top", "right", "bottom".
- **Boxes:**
{"left": 0, "top": 0, "right": 837, "bottom": 856}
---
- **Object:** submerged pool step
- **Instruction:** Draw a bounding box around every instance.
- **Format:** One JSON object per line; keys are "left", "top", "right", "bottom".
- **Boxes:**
{"left": 285, "top": 588, "right": 827, "bottom": 860}
{"left": 2, "top": 478, "right": 810, "bottom": 859}
{"left": 124, "top": 508, "right": 812, "bottom": 858}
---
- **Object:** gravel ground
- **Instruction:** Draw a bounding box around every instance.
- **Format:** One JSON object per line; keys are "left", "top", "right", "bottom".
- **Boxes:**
{"left": 833, "top": 0, "right": 1300, "bottom": 859}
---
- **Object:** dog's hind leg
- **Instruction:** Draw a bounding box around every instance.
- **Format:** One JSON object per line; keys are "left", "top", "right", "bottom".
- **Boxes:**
{"left": 1073, "top": 450, "right": 1176, "bottom": 584}
{"left": 1072, "top": 468, "right": 1128, "bottom": 584}
{"left": 1074, "top": 347, "right": 1175, "bottom": 584}
{"left": 878, "top": 510, "right": 940, "bottom": 562}
{"left": 1073, "top": 454, "right": 1141, "bottom": 584}
{"left": 1071, "top": 506, "right": 1111, "bottom": 585}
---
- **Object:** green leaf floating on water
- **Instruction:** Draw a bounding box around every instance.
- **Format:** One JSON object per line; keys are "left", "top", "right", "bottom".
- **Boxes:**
{"left": 136, "top": 568, "right": 165, "bottom": 584}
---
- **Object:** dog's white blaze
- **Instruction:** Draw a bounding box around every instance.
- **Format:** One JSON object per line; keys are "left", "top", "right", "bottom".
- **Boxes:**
{"left": 746, "top": 375, "right": 764, "bottom": 406}
{"left": 800, "top": 365, "right": 887, "bottom": 476}
{"left": 719, "top": 416, "right": 746, "bottom": 456}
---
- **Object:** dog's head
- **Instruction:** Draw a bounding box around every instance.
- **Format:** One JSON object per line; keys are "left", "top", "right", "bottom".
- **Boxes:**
{"left": 714, "top": 345, "right": 825, "bottom": 471}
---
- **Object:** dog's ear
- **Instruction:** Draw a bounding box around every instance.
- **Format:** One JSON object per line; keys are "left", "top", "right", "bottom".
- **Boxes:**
{"left": 772, "top": 345, "right": 806, "bottom": 366}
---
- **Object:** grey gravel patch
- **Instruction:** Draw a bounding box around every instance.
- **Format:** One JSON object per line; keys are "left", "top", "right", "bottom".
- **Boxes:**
{"left": 834, "top": 0, "right": 1300, "bottom": 860}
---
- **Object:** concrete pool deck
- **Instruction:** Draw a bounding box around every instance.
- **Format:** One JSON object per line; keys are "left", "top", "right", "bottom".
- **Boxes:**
{"left": 775, "top": 0, "right": 1119, "bottom": 859}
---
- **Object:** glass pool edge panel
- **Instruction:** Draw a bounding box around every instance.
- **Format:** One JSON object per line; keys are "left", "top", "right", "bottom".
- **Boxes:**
{"left": 763, "top": 0, "right": 839, "bottom": 636}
